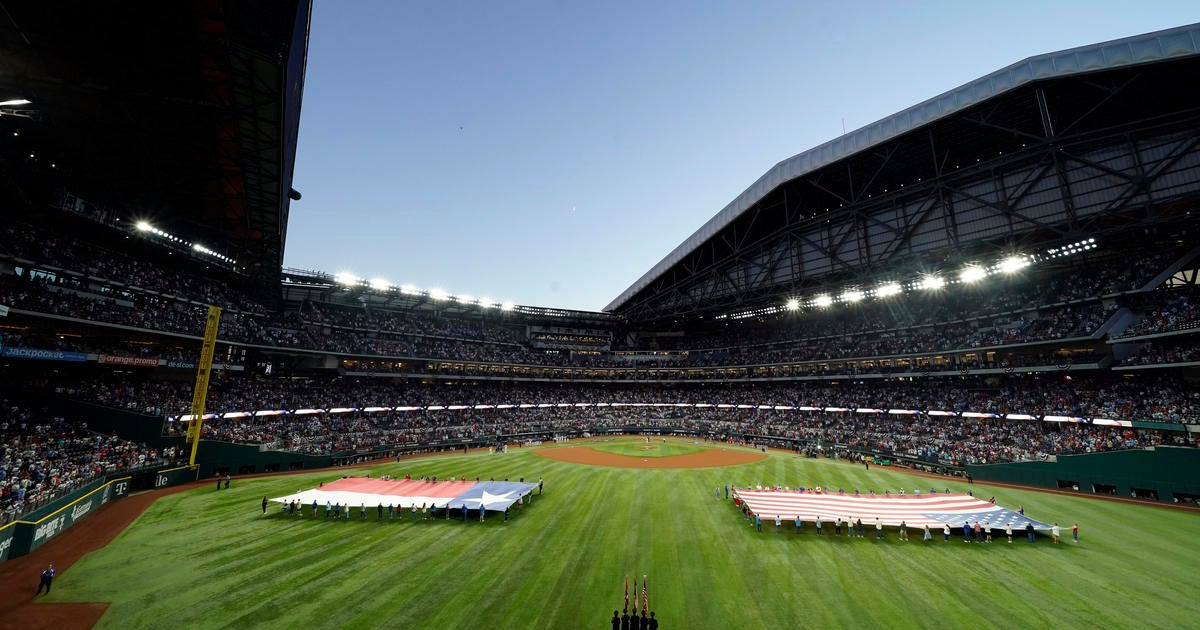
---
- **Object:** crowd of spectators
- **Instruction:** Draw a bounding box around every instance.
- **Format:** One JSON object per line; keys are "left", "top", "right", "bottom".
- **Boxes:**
{"left": 154, "top": 397, "right": 1192, "bottom": 465}
{"left": 1121, "top": 337, "right": 1200, "bottom": 366}
{"left": 0, "top": 330, "right": 245, "bottom": 367}
{"left": 1118, "top": 286, "right": 1200, "bottom": 338}
{"left": 46, "top": 372, "right": 1200, "bottom": 427}
{"left": 0, "top": 224, "right": 269, "bottom": 316}
{"left": 0, "top": 273, "right": 272, "bottom": 345}
{"left": 2, "top": 228, "right": 1184, "bottom": 375}
{"left": 0, "top": 400, "right": 181, "bottom": 523}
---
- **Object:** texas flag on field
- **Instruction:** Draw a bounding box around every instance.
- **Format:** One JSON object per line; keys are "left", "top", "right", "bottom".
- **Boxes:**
{"left": 734, "top": 490, "right": 1053, "bottom": 530}
{"left": 271, "top": 477, "right": 536, "bottom": 512}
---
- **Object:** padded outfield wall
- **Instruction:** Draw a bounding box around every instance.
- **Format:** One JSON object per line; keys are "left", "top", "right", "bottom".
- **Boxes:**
{"left": 0, "top": 476, "right": 130, "bottom": 563}
{"left": 966, "top": 446, "right": 1200, "bottom": 501}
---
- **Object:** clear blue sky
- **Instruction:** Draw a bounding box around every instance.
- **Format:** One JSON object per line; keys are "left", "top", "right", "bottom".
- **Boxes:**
{"left": 284, "top": 1, "right": 1198, "bottom": 312}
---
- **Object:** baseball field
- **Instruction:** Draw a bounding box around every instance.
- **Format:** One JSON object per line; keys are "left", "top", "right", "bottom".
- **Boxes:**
{"left": 20, "top": 439, "right": 1200, "bottom": 628}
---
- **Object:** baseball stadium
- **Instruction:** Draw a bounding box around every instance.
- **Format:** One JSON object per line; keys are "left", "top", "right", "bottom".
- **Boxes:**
{"left": 1, "top": 3, "right": 1199, "bottom": 629}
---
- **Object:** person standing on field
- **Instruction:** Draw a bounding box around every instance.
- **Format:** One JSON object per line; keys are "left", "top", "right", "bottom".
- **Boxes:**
{"left": 35, "top": 563, "right": 55, "bottom": 595}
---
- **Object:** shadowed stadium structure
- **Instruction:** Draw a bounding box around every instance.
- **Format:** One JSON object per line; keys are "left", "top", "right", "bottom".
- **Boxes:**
{"left": 1, "top": 7, "right": 1199, "bottom": 628}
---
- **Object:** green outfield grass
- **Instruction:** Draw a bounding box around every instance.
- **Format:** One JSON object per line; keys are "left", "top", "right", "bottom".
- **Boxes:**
{"left": 51, "top": 445, "right": 1200, "bottom": 629}
{"left": 587, "top": 438, "right": 707, "bottom": 458}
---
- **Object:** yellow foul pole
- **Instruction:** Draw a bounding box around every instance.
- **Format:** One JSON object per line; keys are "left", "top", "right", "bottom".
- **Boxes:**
{"left": 186, "top": 305, "right": 222, "bottom": 467}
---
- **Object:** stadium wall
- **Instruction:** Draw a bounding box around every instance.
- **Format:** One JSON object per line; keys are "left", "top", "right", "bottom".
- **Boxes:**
{"left": 0, "top": 462, "right": 217, "bottom": 564}
{"left": 0, "top": 476, "right": 129, "bottom": 563}
{"left": 966, "top": 446, "right": 1200, "bottom": 501}
{"left": 49, "top": 399, "right": 170, "bottom": 446}
{"left": 192, "top": 441, "right": 330, "bottom": 479}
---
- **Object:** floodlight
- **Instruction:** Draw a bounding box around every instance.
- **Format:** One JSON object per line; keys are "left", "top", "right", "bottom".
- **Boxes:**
{"left": 959, "top": 266, "right": 986, "bottom": 283}
{"left": 429, "top": 288, "right": 450, "bottom": 301}
{"left": 920, "top": 275, "right": 946, "bottom": 290}
{"left": 998, "top": 255, "right": 1027, "bottom": 272}
{"left": 369, "top": 278, "right": 390, "bottom": 291}
{"left": 479, "top": 297, "right": 496, "bottom": 308}
{"left": 841, "top": 290, "right": 864, "bottom": 303}
{"left": 457, "top": 294, "right": 475, "bottom": 304}
{"left": 334, "top": 272, "right": 358, "bottom": 286}
{"left": 785, "top": 299, "right": 800, "bottom": 311}
{"left": 400, "top": 284, "right": 420, "bottom": 295}
{"left": 500, "top": 301, "right": 515, "bottom": 311}
{"left": 135, "top": 221, "right": 152, "bottom": 232}
{"left": 0, "top": 99, "right": 32, "bottom": 106}
{"left": 876, "top": 283, "right": 901, "bottom": 297}
{"left": 814, "top": 295, "right": 833, "bottom": 307}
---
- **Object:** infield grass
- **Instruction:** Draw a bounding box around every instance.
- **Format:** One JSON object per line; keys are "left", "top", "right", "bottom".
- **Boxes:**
{"left": 50, "top": 441, "right": 1200, "bottom": 629}
{"left": 587, "top": 438, "right": 708, "bottom": 458}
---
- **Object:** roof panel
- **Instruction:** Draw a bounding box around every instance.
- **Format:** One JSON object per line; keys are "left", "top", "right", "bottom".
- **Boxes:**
{"left": 606, "top": 22, "right": 1200, "bottom": 312}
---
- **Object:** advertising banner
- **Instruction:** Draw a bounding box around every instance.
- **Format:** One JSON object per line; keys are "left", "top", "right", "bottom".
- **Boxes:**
{"left": 0, "top": 522, "right": 15, "bottom": 562}
{"left": 98, "top": 354, "right": 160, "bottom": 367}
{"left": 0, "top": 347, "right": 88, "bottom": 362}
{"left": 9, "top": 477, "right": 131, "bottom": 560}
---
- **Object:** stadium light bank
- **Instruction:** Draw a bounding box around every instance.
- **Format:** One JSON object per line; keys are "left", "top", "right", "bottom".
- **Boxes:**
{"left": 134, "top": 220, "right": 237, "bottom": 264}
{"left": 332, "top": 272, "right": 515, "bottom": 311}
{"left": 724, "top": 241, "right": 1095, "bottom": 321}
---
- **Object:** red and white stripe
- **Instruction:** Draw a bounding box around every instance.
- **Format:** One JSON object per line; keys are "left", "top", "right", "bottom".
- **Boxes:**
{"left": 734, "top": 490, "right": 1001, "bottom": 528}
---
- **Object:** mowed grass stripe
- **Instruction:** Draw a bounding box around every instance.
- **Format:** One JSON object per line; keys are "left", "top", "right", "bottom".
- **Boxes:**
{"left": 49, "top": 446, "right": 1200, "bottom": 629}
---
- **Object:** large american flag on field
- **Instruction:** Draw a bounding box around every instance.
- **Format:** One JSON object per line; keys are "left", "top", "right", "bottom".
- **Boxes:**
{"left": 271, "top": 477, "right": 536, "bottom": 512}
{"left": 734, "top": 490, "right": 1052, "bottom": 530}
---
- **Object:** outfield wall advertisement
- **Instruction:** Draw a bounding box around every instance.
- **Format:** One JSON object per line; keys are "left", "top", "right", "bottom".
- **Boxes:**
{"left": 0, "top": 463, "right": 205, "bottom": 564}
{"left": 0, "top": 519, "right": 14, "bottom": 563}
{"left": 1, "top": 476, "right": 131, "bottom": 562}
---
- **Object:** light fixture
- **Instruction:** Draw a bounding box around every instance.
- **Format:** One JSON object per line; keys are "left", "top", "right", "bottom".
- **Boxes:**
{"left": 920, "top": 276, "right": 946, "bottom": 291}
{"left": 959, "top": 266, "right": 986, "bottom": 283}
{"left": 785, "top": 299, "right": 800, "bottom": 311}
{"left": 998, "top": 256, "right": 1028, "bottom": 273}
{"left": 876, "top": 283, "right": 902, "bottom": 297}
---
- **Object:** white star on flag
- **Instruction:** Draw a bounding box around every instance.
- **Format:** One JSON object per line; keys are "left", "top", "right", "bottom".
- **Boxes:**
{"left": 472, "top": 490, "right": 517, "bottom": 509}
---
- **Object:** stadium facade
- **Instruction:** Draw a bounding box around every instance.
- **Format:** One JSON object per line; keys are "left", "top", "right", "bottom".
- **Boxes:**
{"left": 2, "top": 11, "right": 1199, "bottom": 559}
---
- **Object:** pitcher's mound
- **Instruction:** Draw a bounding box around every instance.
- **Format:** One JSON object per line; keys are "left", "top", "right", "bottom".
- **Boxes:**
{"left": 536, "top": 446, "right": 766, "bottom": 469}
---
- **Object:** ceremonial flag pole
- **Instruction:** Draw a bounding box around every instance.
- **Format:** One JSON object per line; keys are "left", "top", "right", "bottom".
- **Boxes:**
{"left": 642, "top": 575, "right": 649, "bottom": 615}
{"left": 623, "top": 576, "right": 629, "bottom": 612}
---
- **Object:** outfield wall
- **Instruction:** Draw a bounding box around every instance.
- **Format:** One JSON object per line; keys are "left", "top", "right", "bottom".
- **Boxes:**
{"left": 0, "top": 462, "right": 213, "bottom": 564}
{"left": 966, "top": 446, "right": 1200, "bottom": 501}
{"left": 193, "top": 441, "right": 330, "bottom": 479}
{"left": 0, "top": 476, "right": 130, "bottom": 563}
